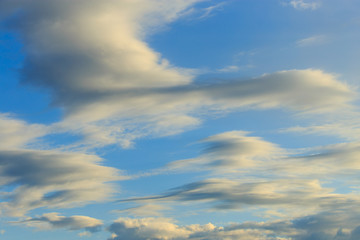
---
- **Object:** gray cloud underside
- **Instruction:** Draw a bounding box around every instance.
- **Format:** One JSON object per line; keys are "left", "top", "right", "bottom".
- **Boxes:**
{"left": 0, "top": 149, "right": 121, "bottom": 216}
{"left": 121, "top": 178, "right": 356, "bottom": 212}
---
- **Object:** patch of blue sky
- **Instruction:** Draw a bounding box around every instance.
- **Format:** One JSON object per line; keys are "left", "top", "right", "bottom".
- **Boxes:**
{"left": 0, "top": 32, "right": 62, "bottom": 124}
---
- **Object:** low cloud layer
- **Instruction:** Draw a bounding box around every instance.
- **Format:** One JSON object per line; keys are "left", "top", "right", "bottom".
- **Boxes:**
{"left": 107, "top": 212, "right": 360, "bottom": 240}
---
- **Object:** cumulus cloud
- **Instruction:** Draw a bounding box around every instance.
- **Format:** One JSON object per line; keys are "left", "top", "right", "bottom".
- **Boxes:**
{"left": 107, "top": 217, "right": 283, "bottom": 240}
{"left": 108, "top": 217, "right": 195, "bottom": 240}
{"left": 19, "top": 212, "right": 103, "bottom": 233}
{"left": 0, "top": 149, "right": 121, "bottom": 216}
{"left": 107, "top": 211, "right": 360, "bottom": 240}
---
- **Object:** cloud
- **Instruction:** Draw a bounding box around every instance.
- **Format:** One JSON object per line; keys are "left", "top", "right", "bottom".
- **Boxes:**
{"left": 123, "top": 178, "right": 347, "bottom": 212}
{"left": 283, "top": 118, "right": 360, "bottom": 142}
{"left": 197, "top": 2, "right": 227, "bottom": 20}
{"left": 0, "top": 149, "right": 121, "bottom": 216}
{"left": 114, "top": 204, "right": 170, "bottom": 217}
{"left": 107, "top": 211, "right": 360, "bottom": 240}
{"left": 167, "top": 131, "right": 284, "bottom": 171}
{"left": 122, "top": 131, "right": 360, "bottom": 217}
{"left": 107, "top": 217, "right": 285, "bottom": 240}
{"left": 0, "top": 113, "right": 48, "bottom": 150}
{"left": 0, "top": 1, "right": 356, "bottom": 149}
{"left": 47, "top": 69, "right": 357, "bottom": 149}
{"left": 18, "top": 212, "right": 103, "bottom": 233}
{"left": 217, "top": 65, "right": 240, "bottom": 73}
{"left": 273, "top": 142, "right": 360, "bottom": 177}
{"left": 296, "top": 35, "right": 327, "bottom": 47}
{"left": 108, "top": 217, "right": 194, "bottom": 240}
{"left": 286, "top": 0, "right": 321, "bottom": 10}
{"left": 158, "top": 131, "right": 360, "bottom": 178}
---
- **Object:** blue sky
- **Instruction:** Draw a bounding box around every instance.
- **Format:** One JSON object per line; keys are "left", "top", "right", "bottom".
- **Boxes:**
{"left": 1, "top": 0, "right": 360, "bottom": 239}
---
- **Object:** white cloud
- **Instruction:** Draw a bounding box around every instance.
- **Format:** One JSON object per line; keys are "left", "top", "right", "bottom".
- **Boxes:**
{"left": 0, "top": 113, "right": 48, "bottom": 150}
{"left": 296, "top": 35, "right": 327, "bottom": 47}
{"left": 286, "top": 0, "right": 321, "bottom": 10}
{"left": 163, "top": 130, "right": 360, "bottom": 178}
{"left": 217, "top": 65, "right": 240, "bottom": 73}
{"left": 108, "top": 217, "right": 194, "bottom": 240}
{"left": 19, "top": 212, "right": 103, "bottom": 233}
{"left": 283, "top": 118, "right": 360, "bottom": 142}
{"left": 275, "top": 142, "right": 360, "bottom": 177}
{"left": 197, "top": 2, "right": 227, "bottom": 20}
{"left": 167, "top": 131, "right": 284, "bottom": 171}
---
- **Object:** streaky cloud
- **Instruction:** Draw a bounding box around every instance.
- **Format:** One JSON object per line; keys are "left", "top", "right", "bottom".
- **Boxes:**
{"left": 17, "top": 212, "right": 103, "bottom": 233}
{"left": 0, "top": 149, "right": 122, "bottom": 216}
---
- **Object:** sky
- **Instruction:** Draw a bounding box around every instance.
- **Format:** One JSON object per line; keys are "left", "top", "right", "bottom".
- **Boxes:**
{"left": 0, "top": 0, "right": 360, "bottom": 239}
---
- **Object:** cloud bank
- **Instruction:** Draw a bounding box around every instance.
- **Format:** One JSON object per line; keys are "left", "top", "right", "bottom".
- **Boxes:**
{"left": 107, "top": 212, "right": 360, "bottom": 240}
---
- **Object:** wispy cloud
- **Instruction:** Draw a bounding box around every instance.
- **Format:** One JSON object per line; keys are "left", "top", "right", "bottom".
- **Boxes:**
{"left": 197, "top": 2, "right": 227, "bottom": 20}
{"left": 114, "top": 204, "right": 170, "bottom": 217}
{"left": 296, "top": 35, "right": 327, "bottom": 47}
{"left": 17, "top": 213, "right": 103, "bottom": 233}
{"left": 216, "top": 65, "right": 240, "bottom": 73}
{"left": 285, "top": 0, "right": 321, "bottom": 10}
